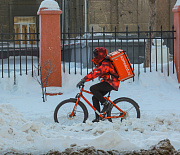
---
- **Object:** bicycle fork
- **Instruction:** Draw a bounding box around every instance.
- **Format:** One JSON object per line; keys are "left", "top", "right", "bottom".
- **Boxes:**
{"left": 69, "top": 87, "right": 85, "bottom": 118}
{"left": 68, "top": 97, "right": 79, "bottom": 118}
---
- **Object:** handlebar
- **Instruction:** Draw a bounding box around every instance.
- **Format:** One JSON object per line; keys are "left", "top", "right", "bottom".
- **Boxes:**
{"left": 78, "top": 83, "right": 85, "bottom": 89}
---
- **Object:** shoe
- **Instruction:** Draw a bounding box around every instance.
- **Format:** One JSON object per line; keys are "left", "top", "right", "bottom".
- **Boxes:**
{"left": 106, "top": 111, "right": 113, "bottom": 122}
{"left": 108, "top": 118, "right": 112, "bottom": 122}
{"left": 101, "top": 101, "right": 110, "bottom": 113}
{"left": 92, "top": 118, "right": 99, "bottom": 123}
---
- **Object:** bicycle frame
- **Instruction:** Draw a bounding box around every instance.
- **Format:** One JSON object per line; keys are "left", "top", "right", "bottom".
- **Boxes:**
{"left": 69, "top": 86, "right": 126, "bottom": 120}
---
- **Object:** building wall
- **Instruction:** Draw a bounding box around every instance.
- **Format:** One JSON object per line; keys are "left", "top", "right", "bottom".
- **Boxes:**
{"left": 156, "top": 0, "right": 176, "bottom": 30}
{"left": 0, "top": 0, "right": 42, "bottom": 33}
{"left": 88, "top": 0, "right": 176, "bottom": 32}
{"left": 63, "top": 0, "right": 85, "bottom": 36}
{"left": 0, "top": 0, "right": 177, "bottom": 34}
{"left": 170, "top": 0, "right": 177, "bottom": 29}
{"left": 0, "top": 0, "right": 11, "bottom": 32}
{"left": 88, "top": 0, "right": 150, "bottom": 32}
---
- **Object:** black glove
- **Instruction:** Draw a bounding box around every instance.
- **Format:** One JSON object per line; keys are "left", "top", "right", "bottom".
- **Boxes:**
{"left": 76, "top": 79, "right": 86, "bottom": 88}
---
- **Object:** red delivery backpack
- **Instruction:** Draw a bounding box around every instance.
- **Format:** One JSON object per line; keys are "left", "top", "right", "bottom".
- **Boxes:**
{"left": 108, "top": 49, "right": 135, "bottom": 81}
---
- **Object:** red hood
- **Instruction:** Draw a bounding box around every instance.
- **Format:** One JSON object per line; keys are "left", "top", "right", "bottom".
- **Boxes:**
{"left": 92, "top": 47, "right": 107, "bottom": 65}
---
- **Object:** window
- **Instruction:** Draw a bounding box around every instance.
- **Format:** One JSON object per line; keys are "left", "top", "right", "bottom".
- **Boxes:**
{"left": 14, "top": 16, "right": 36, "bottom": 44}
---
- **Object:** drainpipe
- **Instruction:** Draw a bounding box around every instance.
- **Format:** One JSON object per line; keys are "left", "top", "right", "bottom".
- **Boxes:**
{"left": 62, "top": 0, "right": 64, "bottom": 39}
{"left": 85, "top": 0, "right": 87, "bottom": 37}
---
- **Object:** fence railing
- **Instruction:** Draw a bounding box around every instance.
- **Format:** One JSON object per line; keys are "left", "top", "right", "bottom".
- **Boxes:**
{"left": 0, "top": 26, "right": 176, "bottom": 81}
{"left": 0, "top": 27, "right": 39, "bottom": 81}
{"left": 61, "top": 26, "right": 175, "bottom": 79}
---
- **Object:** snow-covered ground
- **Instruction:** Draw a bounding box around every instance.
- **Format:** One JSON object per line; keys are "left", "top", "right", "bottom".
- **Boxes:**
{"left": 0, "top": 61, "right": 180, "bottom": 154}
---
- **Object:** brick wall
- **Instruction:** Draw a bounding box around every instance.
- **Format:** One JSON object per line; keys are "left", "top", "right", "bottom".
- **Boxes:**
{"left": 88, "top": 0, "right": 149, "bottom": 32}
{"left": 0, "top": 0, "right": 10, "bottom": 32}
{"left": 0, "top": 0, "right": 177, "bottom": 34}
{"left": 156, "top": 0, "right": 176, "bottom": 31}
{"left": 0, "top": 0, "right": 42, "bottom": 33}
{"left": 88, "top": 0, "right": 176, "bottom": 32}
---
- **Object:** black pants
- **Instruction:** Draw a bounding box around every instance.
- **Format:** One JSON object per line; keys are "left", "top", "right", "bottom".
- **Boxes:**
{"left": 90, "top": 82, "right": 114, "bottom": 115}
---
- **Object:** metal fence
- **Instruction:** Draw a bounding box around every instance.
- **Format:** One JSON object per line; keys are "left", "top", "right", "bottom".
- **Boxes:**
{"left": 0, "top": 26, "right": 176, "bottom": 81}
{"left": 61, "top": 26, "right": 175, "bottom": 79}
{"left": 0, "top": 27, "right": 39, "bottom": 80}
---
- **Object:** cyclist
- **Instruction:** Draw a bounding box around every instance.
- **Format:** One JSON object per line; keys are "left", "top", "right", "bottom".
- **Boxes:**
{"left": 76, "top": 47, "right": 120, "bottom": 122}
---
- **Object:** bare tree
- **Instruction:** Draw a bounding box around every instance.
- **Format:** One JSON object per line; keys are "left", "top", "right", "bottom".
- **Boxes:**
{"left": 34, "top": 60, "right": 55, "bottom": 102}
{"left": 144, "top": 0, "right": 156, "bottom": 68}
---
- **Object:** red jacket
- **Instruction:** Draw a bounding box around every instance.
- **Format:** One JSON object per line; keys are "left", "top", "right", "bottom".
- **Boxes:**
{"left": 83, "top": 60, "right": 120, "bottom": 91}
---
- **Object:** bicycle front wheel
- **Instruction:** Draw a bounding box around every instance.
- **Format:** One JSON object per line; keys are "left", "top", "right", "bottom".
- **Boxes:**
{"left": 54, "top": 98, "right": 88, "bottom": 125}
{"left": 108, "top": 97, "right": 140, "bottom": 121}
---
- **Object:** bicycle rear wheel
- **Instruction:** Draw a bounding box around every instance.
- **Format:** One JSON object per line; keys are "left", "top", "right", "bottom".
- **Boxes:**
{"left": 107, "top": 97, "right": 140, "bottom": 121}
{"left": 54, "top": 98, "right": 88, "bottom": 125}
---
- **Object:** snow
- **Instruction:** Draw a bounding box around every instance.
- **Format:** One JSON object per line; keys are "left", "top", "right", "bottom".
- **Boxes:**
{"left": 175, "top": 0, "right": 180, "bottom": 6}
{"left": 38, "top": 0, "right": 60, "bottom": 12}
{"left": 0, "top": 60, "right": 180, "bottom": 154}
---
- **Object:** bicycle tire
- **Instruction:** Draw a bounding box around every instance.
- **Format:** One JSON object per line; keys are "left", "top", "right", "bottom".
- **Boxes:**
{"left": 107, "top": 97, "right": 140, "bottom": 121}
{"left": 54, "top": 98, "right": 88, "bottom": 125}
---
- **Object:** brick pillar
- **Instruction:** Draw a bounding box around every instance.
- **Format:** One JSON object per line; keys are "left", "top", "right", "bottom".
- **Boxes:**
{"left": 37, "top": 0, "right": 62, "bottom": 94}
{"left": 173, "top": 2, "right": 180, "bottom": 83}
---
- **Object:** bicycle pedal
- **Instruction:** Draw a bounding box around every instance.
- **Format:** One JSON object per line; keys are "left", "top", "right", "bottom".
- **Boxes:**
{"left": 100, "top": 117, "right": 105, "bottom": 121}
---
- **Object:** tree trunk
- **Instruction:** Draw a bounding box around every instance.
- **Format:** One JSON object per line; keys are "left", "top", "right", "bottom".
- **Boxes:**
{"left": 144, "top": 0, "right": 156, "bottom": 68}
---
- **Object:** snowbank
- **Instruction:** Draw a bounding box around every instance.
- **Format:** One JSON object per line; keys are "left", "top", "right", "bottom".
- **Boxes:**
{"left": 0, "top": 62, "right": 180, "bottom": 154}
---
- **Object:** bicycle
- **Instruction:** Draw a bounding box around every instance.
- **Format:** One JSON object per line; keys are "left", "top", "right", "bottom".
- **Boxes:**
{"left": 54, "top": 84, "right": 140, "bottom": 124}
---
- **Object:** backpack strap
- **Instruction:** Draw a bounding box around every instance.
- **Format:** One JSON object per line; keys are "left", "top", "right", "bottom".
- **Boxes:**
{"left": 104, "top": 57, "right": 120, "bottom": 80}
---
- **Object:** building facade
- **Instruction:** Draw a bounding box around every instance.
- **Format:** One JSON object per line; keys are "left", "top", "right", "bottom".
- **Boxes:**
{"left": 0, "top": 0, "right": 177, "bottom": 35}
